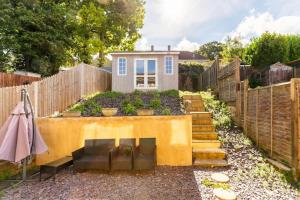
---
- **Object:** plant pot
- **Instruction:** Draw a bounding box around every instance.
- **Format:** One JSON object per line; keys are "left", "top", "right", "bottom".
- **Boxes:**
{"left": 62, "top": 111, "right": 81, "bottom": 117}
{"left": 137, "top": 109, "right": 154, "bottom": 116}
{"left": 102, "top": 108, "right": 118, "bottom": 117}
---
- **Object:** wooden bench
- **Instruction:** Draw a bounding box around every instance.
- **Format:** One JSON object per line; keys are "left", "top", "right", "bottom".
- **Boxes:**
{"left": 40, "top": 156, "right": 73, "bottom": 181}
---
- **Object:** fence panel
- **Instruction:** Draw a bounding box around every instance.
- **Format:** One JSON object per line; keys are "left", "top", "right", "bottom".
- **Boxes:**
{"left": 0, "top": 64, "right": 112, "bottom": 127}
{"left": 0, "top": 72, "right": 40, "bottom": 87}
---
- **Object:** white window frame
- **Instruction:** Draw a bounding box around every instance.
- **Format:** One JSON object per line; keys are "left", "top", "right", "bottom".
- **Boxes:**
{"left": 134, "top": 58, "right": 158, "bottom": 90}
{"left": 164, "top": 56, "right": 174, "bottom": 75}
{"left": 117, "top": 57, "right": 127, "bottom": 76}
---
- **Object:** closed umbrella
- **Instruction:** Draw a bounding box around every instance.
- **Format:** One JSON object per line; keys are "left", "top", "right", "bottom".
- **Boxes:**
{"left": 0, "top": 88, "right": 48, "bottom": 180}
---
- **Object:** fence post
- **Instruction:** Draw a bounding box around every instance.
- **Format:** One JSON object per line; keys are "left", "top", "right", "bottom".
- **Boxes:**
{"left": 270, "top": 85, "right": 273, "bottom": 157}
{"left": 80, "top": 64, "right": 85, "bottom": 97}
{"left": 243, "top": 79, "right": 249, "bottom": 134}
{"left": 34, "top": 82, "right": 39, "bottom": 118}
{"left": 255, "top": 89, "right": 259, "bottom": 146}
{"left": 291, "top": 78, "right": 300, "bottom": 180}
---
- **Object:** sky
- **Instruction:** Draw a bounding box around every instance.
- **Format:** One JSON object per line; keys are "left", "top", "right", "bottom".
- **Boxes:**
{"left": 135, "top": 0, "right": 300, "bottom": 51}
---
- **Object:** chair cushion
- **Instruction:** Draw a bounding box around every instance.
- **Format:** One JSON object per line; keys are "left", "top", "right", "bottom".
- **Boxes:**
{"left": 139, "top": 138, "right": 156, "bottom": 154}
{"left": 119, "top": 145, "right": 132, "bottom": 156}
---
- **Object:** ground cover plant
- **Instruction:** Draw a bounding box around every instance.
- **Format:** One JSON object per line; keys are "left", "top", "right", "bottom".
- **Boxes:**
{"left": 69, "top": 90, "right": 184, "bottom": 116}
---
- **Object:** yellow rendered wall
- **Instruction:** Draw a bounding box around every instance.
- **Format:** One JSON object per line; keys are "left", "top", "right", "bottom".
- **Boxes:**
{"left": 36, "top": 115, "right": 192, "bottom": 166}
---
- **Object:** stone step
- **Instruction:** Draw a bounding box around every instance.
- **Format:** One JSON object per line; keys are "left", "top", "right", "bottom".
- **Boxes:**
{"left": 192, "top": 140, "right": 221, "bottom": 149}
{"left": 193, "top": 148, "right": 226, "bottom": 159}
{"left": 192, "top": 125, "right": 215, "bottom": 132}
{"left": 191, "top": 112, "right": 211, "bottom": 119}
{"left": 192, "top": 132, "right": 218, "bottom": 140}
{"left": 192, "top": 119, "right": 213, "bottom": 125}
{"left": 182, "top": 95, "right": 202, "bottom": 100}
{"left": 193, "top": 158, "right": 229, "bottom": 167}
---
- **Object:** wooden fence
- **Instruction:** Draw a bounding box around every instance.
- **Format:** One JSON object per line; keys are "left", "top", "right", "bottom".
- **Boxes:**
{"left": 199, "top": 60, "right": 219, "bottom": 91}
{"left": 0, "top": 64, "right": 112, "bottom": 127}
{"left": 0, "top": 72, "right": 41, "bottom": 87}
{"left": 234, "top": 79, "right": 300, "bottom": 179}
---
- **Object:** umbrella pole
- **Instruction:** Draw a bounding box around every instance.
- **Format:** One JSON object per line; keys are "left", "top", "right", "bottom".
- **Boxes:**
{"left": 21, "top": 89, "right": 28, "bottom": 181}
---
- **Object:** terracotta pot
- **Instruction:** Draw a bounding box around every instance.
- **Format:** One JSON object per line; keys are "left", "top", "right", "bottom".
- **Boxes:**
{"left": 137, "top": 109, "right": 154, "bottom": 116}
{"left": 102, "top": 108, "right": 118, "bottom": 117}
{"left": 62, "top": 111, "right": 81, "bottom": 117}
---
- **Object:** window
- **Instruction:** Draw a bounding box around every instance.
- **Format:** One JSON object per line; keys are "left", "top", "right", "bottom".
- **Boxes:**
{"left": 135, "top": 59, "right": 157, "bottom": 89}
{"left": 118, "top": 58, "right": 127, "bottom": 75}
{"left": 165, "top": 56, "right": 173, "bottom": 75}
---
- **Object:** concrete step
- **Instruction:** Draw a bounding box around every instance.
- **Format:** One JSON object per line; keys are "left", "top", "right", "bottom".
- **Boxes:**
{"left": 193, "top": 132, "right": 218, "bottom": 140}
{"left": 191, "top": 112, "right": 211, "bottom": 119}
{"left": 192, "top": 119, "right": 213, "bottom": 125}
{"left": 192, "top": 140, "right": 221, "bottom": 149}
{"left": 182, "top": 95, "right": 202, "bottom": 100}
{"left": 193, "top": 159, "right": 229, "bottom": 167}
{"left": 193, "top": 148, "right": 226, "bottom": 159}
{"left": 192, "top": 125, "right": 215, "bottom": 132}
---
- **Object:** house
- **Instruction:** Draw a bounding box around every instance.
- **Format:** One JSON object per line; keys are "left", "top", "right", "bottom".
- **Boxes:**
{"left": 178, "top": 51, "right": 208, "bottom": 65}
{"left": 110, "top": 46, "right": 208, "bottom": 93}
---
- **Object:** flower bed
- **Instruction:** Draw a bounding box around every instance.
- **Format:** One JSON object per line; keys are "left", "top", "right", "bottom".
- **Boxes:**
{"left": 69, "top": 90, "right": 184, "bottom": 116}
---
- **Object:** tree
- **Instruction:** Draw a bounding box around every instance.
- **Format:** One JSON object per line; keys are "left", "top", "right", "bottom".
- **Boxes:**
{"left": 287, "top": 34, "right": 300, "bottom": 61}
{"left": 196, "top": 41, "right": 223, "bottom": 60}
{"left": 243, "top": 32, "right": 289, "bottom": 68}
{"left": 221, "top": 36, "right": 244, "bottom": 62}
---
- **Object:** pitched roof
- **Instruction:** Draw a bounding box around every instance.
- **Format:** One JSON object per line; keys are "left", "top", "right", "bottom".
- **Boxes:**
{"left": 178, "top": 51, "right": 208, "bottom": 60}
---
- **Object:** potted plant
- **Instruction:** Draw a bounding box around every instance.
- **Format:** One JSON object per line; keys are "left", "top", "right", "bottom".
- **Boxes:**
{"left": 137, "top": 108, "right": 154, "bottom": 116}
{"left": 102, "top": 108, "right": 118, "bottom": 117}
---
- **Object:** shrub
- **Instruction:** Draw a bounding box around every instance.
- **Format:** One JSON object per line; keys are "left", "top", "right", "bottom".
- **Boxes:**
{"left": 149, "top": 98, "right": 161, "bottom": 109}
{"left": 121, "top": 95, "right": 131, "bottom": 107}
{"left": 122, "top": 103, "right": 136, "bottom": 115}
{"left": 147, "top": 90, "right": 160, "bottom": 98}
{"left": 161, "top": 107, "right": 171, "bottom": 115}
{"left": 160, "top": 90, "right": 179, "bottom": 98}
{"left": 200, "top": 91, "right": 233, "bottom": 129}
{"left": 133, "top": 96, "right": 144, "bottom": 108}
{"left": 84, "top": 101, "right": 102, "bottom": 116}
{"left": 96, "top": 91, "right": 123, "bottom": 99}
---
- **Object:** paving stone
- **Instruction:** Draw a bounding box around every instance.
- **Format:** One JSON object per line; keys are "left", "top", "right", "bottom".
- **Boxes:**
{"left": 211, "top": 173, "right": 229, "bottom": 183}
{"left": 213, "top": 188, "right": 237, "bottom": 200}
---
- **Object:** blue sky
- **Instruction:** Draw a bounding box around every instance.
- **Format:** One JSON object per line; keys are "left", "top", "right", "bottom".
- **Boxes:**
{"left": 135, "top": 0, "right": 300, "bottom": 51}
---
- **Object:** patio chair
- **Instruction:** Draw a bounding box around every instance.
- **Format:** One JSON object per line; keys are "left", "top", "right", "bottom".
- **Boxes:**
{"left": 133, "top": 138, "right": 156, "bottom": 171}
{"left": 111, "top": 138, "right": 136, "bottom": 171}
{"left": 72, "top": 139, "right": 116, "bottom": 172}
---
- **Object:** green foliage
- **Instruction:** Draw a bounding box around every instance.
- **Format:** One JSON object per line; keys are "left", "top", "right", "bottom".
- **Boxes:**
{"left": 147, "top": 90, "right": 160, "bottom": 98}
{"left": 70, "top": 100, "right": 101, "bottom": 116}
{"left": 201, "top": 178, "right": 231, "bottom": 190}
{"left": 0, "top": 169, "right": 13, "bottom": 180}
{"left": 133, "top": 96, "right": 144, "bottom": 108}
{"left": 243, "top": 32, "right": 289, "bottom": 69}
{"left": 221, "top": 36, "right": 244, "bottom": 62}
{"left": 179, "top": 63, "right": 204, "bottom": 78}
{"left": 122, "top": 103, "right": 136, "bottom": 115}
{"left": 200, "top": 91, "right": 233, "bottom": 129}
{"left": 249, "top": 76, "right": 263, "bottom": 88}
{"left": 160, "top": 90, "right": 179, "bottom": 98}
{"left": 149, "top": 98, "right": 161, "bottom": 109}
{"left": 197, "top": 41, "right": 223, "bottom": 60}
{"left": 161, "top": 107, "right": 171, "bottom": 115}
{"left": 96, "top": 91, "right": 123, "bottom": 99}
{"left": 287, "top": 35, "right": 300, "bottom": 61}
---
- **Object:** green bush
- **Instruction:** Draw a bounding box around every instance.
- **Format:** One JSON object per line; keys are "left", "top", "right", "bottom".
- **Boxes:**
{"left": 122, "top": 103, "right": 136, "bottom": 115}
{"left": 149, "top": 98, "right": 161, "bottom": 109}
{"left": 161, "top": 107, "right": 171, "bottom": 115}
{"left": 84, "top": 101, "right": 102, "bottom": 116}
{"left": 147, "top": 90, "right": 160, "bottom": 98}
{"left": 133, "top": 96, "right": 144, "bottom": 108}
{"left": 160, "top": 90, "right": 179, "bottom": 98}
{"left": 200, "top": 91, "right": 233, "bottom": 129}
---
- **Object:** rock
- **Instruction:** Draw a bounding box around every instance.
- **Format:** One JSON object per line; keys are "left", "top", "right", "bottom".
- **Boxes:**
{"left": 213, "top": 188, "right": 237, "bottom": 200}
{"left": 211, "top": 173, "right": 230, "bottom": 183}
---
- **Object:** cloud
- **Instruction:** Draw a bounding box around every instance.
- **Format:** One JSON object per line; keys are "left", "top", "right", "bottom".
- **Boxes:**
{"left": 229, "top": 12, "right": 300, "bottom": 44}
{"left": 136, "top": 37, "right": 150, "bottom": 50}
{"left": 175, "top": 38, "right": 200, "bottom": 51}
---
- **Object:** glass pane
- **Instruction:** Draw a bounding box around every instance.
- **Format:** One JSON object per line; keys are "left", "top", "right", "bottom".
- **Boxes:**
{"left": 136, "top": 60, "right": 144, "bottom": 75}
{"left": 147, "top": 60, "right": 156, "bottom": 75}
{"left": 136, "top": 77, "right": 144, "bottom": 87}
{"left": 148, "top": 77, "right": 156, "bottom": 87}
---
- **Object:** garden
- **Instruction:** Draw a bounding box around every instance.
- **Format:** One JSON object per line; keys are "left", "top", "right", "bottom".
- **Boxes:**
{"left": 68, "top": 90, "right": 184, "bottom": 117}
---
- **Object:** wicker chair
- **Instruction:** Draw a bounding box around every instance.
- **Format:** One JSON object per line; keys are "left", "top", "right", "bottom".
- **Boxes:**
{"left": 133, "top": 138, "right": 156, "bottom": 170}
{"left": 111, "top": 138, "right": 136, "bottom": 171}
{"left": 72, "top": 139, "right": 115, "bottom": 171}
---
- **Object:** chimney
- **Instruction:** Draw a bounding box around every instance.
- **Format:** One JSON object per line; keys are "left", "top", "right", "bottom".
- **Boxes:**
{"left": 168, "top": 45, "right": 171, "bottom": 51}
{"left": 151, "top": 45, "right": 154, "bottom": 51}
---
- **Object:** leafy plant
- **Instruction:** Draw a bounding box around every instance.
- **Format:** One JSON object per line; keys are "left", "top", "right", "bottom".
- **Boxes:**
{"left": 0, "top": 169, "right": 13, "bottom": 180}
{"left": 133, "top": 96, "right": 144, "bottom": 108}
{"left": 122, "top": 103, "right": 136, "bottom": 115}
{"left": 161, "top": 107, "right": 171, "bottom": 115}
{"left": 200, "top": 91, "right": 233, "bottom": 129}
{"left": 84, "top": 101, "right": 102, "bottom": 116}
{"left": 149, "top": 98, "right": 161, "bottom": 109}
{"left": 96, "top": 91, "right": 123, "bottom": 99}
{"left": 160, "top": 90, "right": 179, "bottom": 98}
{"left": 201, "top": 178, "right": 231, "bottom": 190}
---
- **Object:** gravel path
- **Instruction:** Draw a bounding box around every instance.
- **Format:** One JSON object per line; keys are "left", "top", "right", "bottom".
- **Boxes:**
{"left": 3, "top": 167, "right": 201, "bottom": 200}
{"left": 193, "top": 127, "right": 300, "bottom": 200}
